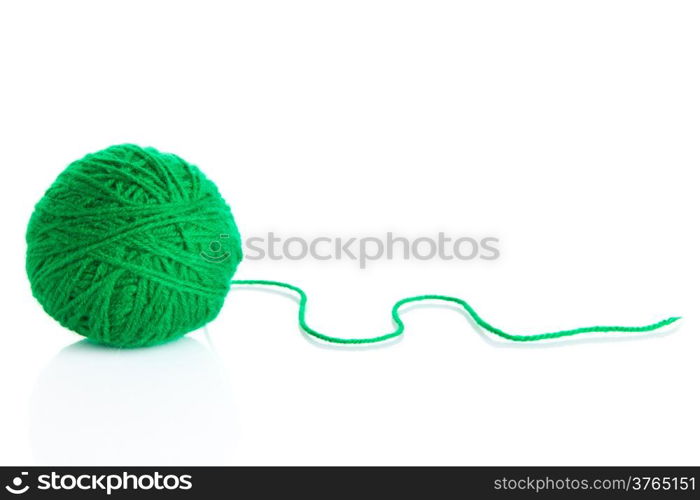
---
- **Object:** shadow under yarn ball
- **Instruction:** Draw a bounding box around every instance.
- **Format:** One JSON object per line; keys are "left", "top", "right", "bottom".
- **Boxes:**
{"left": 26, "top": 144, "right": 242, "bottom": 348}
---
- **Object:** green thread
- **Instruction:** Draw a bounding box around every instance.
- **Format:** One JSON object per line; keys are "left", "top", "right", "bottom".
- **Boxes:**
{"left": 26, "top": 144, "right": 243, "bottom": 348}
{"left": 232, "top": 279, "right": 681, "bottom": 344}
{"left": 26, "top": 144, "right": 680, "bottom": 349}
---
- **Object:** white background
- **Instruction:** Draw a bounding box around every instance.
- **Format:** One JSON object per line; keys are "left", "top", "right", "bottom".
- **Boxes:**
{"left": 0, "top": 1, "right": 698, "bottom": 466}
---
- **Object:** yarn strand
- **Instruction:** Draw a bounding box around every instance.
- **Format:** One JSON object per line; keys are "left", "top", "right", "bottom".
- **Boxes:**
{"left": 231, "top": 279, "right": 681, "bottom": 344}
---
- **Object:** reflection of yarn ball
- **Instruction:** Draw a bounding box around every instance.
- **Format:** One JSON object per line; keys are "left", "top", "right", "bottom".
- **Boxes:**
{"left": 26, "top": 144, "right": 242, "bottom": 347}
{"left": 31, "top": 339, "right": 235, "bottom": 464}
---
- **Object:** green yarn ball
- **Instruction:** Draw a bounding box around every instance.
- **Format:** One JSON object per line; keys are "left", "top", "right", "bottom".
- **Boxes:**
{"left": 26, "top": 144, "right": 243, "bottom": 348}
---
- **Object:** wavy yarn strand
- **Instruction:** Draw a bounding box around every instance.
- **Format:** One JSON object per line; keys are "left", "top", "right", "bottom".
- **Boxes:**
{"left": 232, "top": 279, "right": 681, "bottom": 344}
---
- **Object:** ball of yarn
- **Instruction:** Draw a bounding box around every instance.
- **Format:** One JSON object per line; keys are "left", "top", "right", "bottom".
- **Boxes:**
{"left": 26, "top": 144, "right": 242, "bottom": 347}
